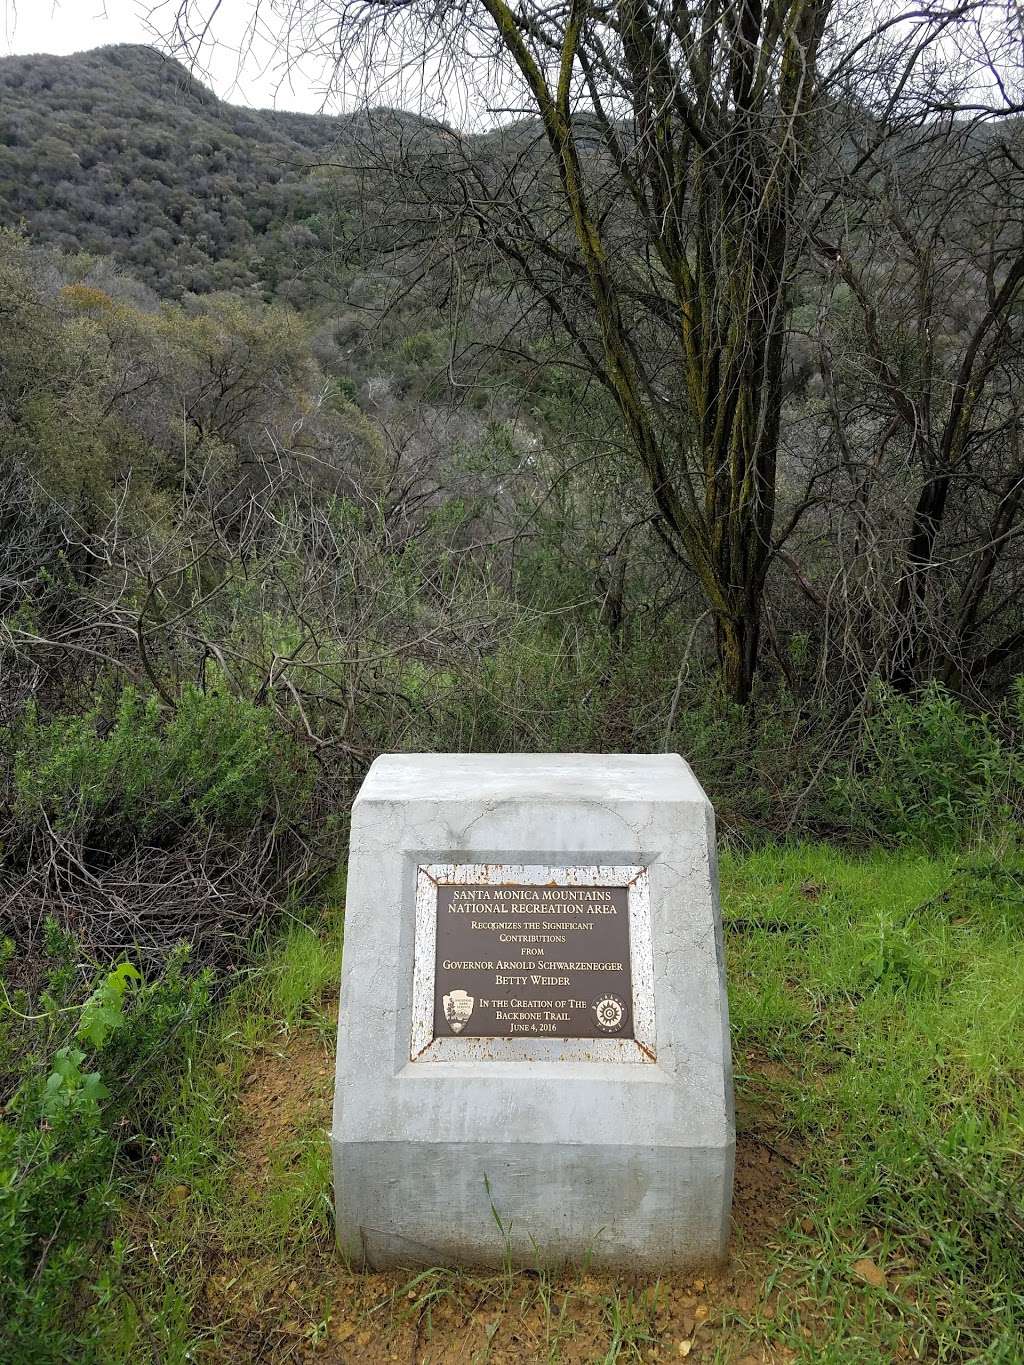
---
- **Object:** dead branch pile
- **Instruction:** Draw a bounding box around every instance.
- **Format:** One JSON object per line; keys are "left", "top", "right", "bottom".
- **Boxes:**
{"left": 1, "top": 833, "right": 283, "bottom": 977}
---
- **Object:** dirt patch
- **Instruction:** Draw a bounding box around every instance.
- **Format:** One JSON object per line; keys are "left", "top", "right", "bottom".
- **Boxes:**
{"left": 197, "top": 1026, "right": 803, "bottom": 1363}
{"left": 233, "top": 1027, "right": 336, "bottom": 1189}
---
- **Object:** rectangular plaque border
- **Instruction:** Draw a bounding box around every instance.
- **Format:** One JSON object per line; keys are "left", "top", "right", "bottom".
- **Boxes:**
{"left": 410, "top": 863, "right": 656, "bottom": 1064}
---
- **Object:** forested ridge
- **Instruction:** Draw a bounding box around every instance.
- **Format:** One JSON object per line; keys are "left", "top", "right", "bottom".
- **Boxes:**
{"left": 1, "top": 24, "right": 1023, "bottom": 1363}
{"left": 0, "top": 44, "right": 346, "bottom": 299}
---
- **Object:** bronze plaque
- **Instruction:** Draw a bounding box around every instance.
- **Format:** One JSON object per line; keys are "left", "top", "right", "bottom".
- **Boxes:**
{"left": 433, "top": 882, "right": 633, "bottom": 1039}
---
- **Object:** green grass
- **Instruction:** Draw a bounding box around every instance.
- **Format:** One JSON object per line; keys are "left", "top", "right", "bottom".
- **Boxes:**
{"left": 723, "top": 845, "right": 1024, "bottom": 1363}
{"left": 5, "top": 847, "right": 1023, "bottom": 1363}
{"left": 82, "top": 909, "right": 345, "bottom": 1363}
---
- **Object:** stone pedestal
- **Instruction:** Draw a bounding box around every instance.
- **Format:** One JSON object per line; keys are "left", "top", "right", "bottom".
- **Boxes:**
{"left": 331, "top": 753, "right": 734, "bottom": 1270}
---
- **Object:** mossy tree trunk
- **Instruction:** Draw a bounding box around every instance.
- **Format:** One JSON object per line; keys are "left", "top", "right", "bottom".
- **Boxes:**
{"left": 475, "top": 0, "right": 826, "bottom": 703}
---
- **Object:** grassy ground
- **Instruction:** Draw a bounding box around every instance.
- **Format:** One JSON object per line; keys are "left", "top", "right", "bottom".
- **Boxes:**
{"left": 36, "top": 847, "right": 1024, "bottom": 1361}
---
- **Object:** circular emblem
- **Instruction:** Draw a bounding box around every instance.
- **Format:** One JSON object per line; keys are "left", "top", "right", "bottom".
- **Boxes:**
{"left": 594, "top": 995, "right": 625, "bottom": 1032}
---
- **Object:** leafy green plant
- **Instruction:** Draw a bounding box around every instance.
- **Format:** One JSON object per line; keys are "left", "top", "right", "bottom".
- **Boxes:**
{"left": 42, "top": 963, "right": 141, "bottom": 1121}
{"left": 10, "top": 684, "right": 313, "bottom": 847}
{"left": 0, "top": 943, "right": 210, "bottom": 1364}
{"left": 840, "top": 681, "right": 1023, "bottom": 849}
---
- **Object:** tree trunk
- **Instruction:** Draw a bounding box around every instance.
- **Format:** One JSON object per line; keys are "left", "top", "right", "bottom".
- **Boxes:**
{"left": 888, "top": 472, "right": 950, "bottom": 691}
{"left": 715, "top": 595, "right": 762, "bottom": 706}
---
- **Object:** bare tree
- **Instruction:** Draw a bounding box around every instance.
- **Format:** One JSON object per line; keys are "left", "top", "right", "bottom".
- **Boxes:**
{"left": 801, "top": 80, "right": 1024, "bottom": 694}
{"left": 154, "top": 0, "right": 1022, "bottom": 704}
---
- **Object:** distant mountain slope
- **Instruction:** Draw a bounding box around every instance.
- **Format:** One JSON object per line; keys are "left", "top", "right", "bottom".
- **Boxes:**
{"left": 0, "top": 44, "right": 348, "bottom": 299}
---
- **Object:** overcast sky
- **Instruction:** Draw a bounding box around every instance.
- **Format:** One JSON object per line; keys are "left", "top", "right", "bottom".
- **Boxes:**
{"left": 1, "top": 0, "right": 335, "bottom": 112}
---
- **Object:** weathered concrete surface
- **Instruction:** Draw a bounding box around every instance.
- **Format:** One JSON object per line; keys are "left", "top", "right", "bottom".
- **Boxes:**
{"left": 332, "top": 753, "right": 734, "bottom": 1270}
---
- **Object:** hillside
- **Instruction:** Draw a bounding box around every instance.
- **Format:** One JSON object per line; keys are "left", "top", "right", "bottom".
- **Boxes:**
{"left": 0, "top": 44, "right": 352, "bottom": 300}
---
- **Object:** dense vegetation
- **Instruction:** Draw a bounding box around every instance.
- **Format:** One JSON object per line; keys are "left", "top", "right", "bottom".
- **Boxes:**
{"left": 0, "top": 44, "right": 339, "bottom": 300}
{"left": 1, "top": 30, "right": 1023, "bottom": 1363}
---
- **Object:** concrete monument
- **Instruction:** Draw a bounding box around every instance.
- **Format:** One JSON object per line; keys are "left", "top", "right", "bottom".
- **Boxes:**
{"left": 332, "top": 753, "right": 733, "bottom": 1270}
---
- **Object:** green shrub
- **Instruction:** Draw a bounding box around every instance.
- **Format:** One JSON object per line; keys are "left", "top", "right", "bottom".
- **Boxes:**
{"left": 0, "top": 939, "right": 211, "bottom": 1362}
{"left": 840, "top": 681, "right": 1023, "bottom": 850}
{"left": 10, "top": 684, "right": 313, "bottom": 847}
{"left": 396, "top": 330, "right": 440, "bottom": 367}
{"left": 421, "top": 623, "right": 614, "bottom": 753}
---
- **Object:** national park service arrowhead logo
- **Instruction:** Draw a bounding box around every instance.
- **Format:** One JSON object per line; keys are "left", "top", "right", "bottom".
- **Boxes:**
{"left": 442, "top": 989, "right": 474, "bottom": 1033}
{"left": 594, "top": 995, "right": 625, "bottom": 1032}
